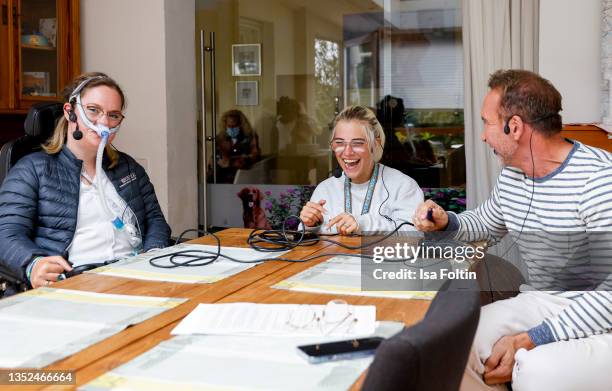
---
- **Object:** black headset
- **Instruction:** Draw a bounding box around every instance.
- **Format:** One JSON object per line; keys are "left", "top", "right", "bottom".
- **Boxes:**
{"left": 503, "top": 113, "right": 558, "bottom": 136}
{"left": 66, "top": 76, "right": 107, "bottom": 141}
{"left": 332, "top": 165, "right": 342, "bottom": 178}
{"left": 503, "top": 120, "right": 511, "bottom": 135}
{"left": 68, "top": 108, "right": 83, "bottom": 140}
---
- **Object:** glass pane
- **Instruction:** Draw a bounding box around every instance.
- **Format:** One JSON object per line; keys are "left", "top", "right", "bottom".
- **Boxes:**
{"left": 196, "top": 0, "right": 465, "bottom": 229}
{"left": 19, "top": 0, "right": 58, "bottom": 98}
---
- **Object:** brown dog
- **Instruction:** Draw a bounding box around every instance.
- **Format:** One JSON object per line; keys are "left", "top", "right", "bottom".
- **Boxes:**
{"left": 237, "top": 187, "right": 271, "bottom": 229}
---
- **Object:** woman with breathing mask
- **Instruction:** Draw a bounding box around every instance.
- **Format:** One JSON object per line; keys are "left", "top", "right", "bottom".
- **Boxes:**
{"left": 299, "top": 105, "right": 423, "bottom": 235}
{"left": 214, "top": 109, "right": 261, "bottom": 183}
{"left": 0, "top": 72, "right": 170, "bottom": 295}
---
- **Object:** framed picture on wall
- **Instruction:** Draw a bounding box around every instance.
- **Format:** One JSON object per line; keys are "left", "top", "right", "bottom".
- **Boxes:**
{"left": 236, "top": 81, "right": 258, "bottom": 106}
{"left": 22, "top": 71, "right": 50, "bottom": 96}
{"left": 232, "top": 44, "right": 261, "bottom": 76}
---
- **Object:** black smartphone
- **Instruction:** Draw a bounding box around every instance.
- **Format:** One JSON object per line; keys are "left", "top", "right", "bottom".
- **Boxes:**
{"left": 297, "top": 337, "right": 384, "bottom": 363}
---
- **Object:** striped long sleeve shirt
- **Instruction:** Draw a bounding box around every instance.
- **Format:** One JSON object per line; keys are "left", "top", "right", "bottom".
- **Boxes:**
{"left": 448, "top": 141, "right": 612, "bottom": 345}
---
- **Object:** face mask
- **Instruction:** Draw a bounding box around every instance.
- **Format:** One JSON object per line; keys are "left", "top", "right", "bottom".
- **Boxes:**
{"left": 226, "top": 127, "right": 240, "bottom": 138}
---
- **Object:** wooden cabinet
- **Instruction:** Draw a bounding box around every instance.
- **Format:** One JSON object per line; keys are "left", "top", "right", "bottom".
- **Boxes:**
{"left": 0, "top": 0, "right": 79, "bottom": 114}
{"left": 561, "top": 125, "right": 612, "bottom": 153}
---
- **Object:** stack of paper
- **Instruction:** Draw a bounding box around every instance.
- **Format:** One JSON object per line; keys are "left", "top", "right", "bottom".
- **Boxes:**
{"left": 273, "top": 255, "right": 437, "bottom": 300}
{"left": 80, "top": 321, "right": 405, "bottom": 391}
{"left": 88, "top": 244, "right": 287, "bottom": 284}
{"left": 0, "top": 288, "right": 186, "bottom": 368}
{"left": 171, "top": 302, "right": 376, "bottom": 337}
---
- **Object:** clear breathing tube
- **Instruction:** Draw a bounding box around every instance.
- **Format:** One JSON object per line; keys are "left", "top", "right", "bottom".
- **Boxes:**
{"left": 94, "top": 130, "right": 113, "bottom": 220}
{"left": 74, "top": 96, "right": 142, "bottom": 251}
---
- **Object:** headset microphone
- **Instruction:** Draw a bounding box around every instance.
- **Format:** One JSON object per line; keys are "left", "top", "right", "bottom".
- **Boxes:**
{"left": 333, "top": 165, "right": 343, "bottom": 178}
{"left": 503, "top": 121, "right": 510, "bottom": 135}
{"left": 68, "top": 109, "right": 83, "bottom": 140}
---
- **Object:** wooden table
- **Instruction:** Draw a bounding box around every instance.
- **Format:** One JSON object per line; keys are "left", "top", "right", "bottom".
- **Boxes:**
{"left": 30, "top": 229, "right": 431, "bottom": 390}
{"left": 26, "top": 228, "right": 329, "bottom": 390}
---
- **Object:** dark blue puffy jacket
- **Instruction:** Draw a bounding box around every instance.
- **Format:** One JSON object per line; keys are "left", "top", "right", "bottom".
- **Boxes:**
{"left": 0, "top": 146, "right": 171, "bottom": 283}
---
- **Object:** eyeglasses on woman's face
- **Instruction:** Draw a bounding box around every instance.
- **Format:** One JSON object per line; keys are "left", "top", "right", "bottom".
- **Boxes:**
{"left": 78, "top": 103, "right": 125, "bottom": 127}
{"left": 330, "top": 138, "right": 368, "bottom": 154}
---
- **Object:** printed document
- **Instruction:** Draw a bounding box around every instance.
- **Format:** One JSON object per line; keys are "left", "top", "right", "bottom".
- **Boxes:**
{"left": 0, "top": 288, "right": 185, "bottom": 368}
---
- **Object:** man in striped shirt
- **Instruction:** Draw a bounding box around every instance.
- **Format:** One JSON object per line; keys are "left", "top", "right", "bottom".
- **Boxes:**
{"left": 414, "top": 69, "right": 611, "bottom": 391}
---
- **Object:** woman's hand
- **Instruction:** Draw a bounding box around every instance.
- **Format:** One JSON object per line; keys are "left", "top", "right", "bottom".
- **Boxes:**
{"left": 299, "top": 200, "right": 326, "bottom": 227}
{"left": 30, "top": 256, "right": 72, "bottom": 288}
{"left": 327, "top": 213, "right": 359, "bottom": 235}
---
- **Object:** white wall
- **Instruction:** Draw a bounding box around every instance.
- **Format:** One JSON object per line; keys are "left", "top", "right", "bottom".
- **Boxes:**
{"left": 539, "top": 0, "right": 601, "bottom": 123}
{"left": 81, "top": 0, "right": 198, "bottom": 235}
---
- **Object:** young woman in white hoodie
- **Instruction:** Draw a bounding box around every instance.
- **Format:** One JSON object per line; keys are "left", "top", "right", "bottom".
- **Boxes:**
{"left": 299, "top": 105, "right": 423, "bottom": 235}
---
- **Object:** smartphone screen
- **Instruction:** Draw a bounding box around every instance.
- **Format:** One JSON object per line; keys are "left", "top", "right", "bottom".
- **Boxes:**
{"left": 297, "top": 337, "right": 384, "bottom": 363}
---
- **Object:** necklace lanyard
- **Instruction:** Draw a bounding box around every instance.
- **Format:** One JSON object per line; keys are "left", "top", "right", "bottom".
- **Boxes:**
{"left": 344, "top": 163, "right": 379, "bottom": 215}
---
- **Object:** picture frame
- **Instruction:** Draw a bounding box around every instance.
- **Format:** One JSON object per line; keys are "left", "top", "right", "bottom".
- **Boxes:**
{"left": 39, "top": 18, "right": 57, "bottom": 47}
{"left": 22, "top": 71, "right": 51, "bottom": 96}
{"left": 232, "top": 44, "right": 261, "bottom": 76}
{"left": 235, "top": 81, "right": 258, "bottom": 106}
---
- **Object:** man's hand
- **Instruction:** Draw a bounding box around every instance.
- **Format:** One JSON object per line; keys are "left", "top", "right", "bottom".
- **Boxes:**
{"left": 326, "top": 213, "right": 358, "bottom": 235}
{"left": 299, "top": 200, "right": 327, "bottom": 227}
{"left": 412, "top": 200, "right": 449, "bottom": 231}
{"left": 484, "top": 333, "right": 535, "bottom": 385}
{"left": 30, "top": 256, "right": 73, "bottom": 288}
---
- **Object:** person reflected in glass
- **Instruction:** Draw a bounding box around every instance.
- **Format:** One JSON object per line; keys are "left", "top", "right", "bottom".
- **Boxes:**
{"left": 299, "top": 105, "right": 423, "bottom": 235}
{"left": 377, "top": 95, "right": 436, "bottom": 169}
{"left": 275, "top": 96, "right": 321, "bottom": 153}
{"left": 215, "top": 110, "right": 261, "bottom": 183}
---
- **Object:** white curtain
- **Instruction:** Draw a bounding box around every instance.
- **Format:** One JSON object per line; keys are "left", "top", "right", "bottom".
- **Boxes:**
{"left": 462, "top": 0, "right": 539, "bottom": 261}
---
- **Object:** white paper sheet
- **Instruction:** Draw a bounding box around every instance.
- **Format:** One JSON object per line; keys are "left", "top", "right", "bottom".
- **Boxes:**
{"left": 171, "top": 302, "right": 376, "bottom": 337}
{"left": 0, "top": 288, "right": 186, "bottom": 368}
{"left": 87, "top": 244, "right": 288, "bottom": 283}
{"left": 273, "top": 255, "right": 437, "bottom": 300}
{"left": 80, "top": 322, "right": 404, "bottom": 391}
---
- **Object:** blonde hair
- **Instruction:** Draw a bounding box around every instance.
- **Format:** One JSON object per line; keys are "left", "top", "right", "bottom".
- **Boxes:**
{"left": 332, "top": 105, "right": 386, "bottom": 162}
{"left": 43, "top": 72, "right": 126, "bottom": 168}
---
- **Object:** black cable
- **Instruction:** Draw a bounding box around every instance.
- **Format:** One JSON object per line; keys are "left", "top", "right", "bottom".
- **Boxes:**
{"left": 377, "top": 165, "right": 396, "bottom": 228}
{"left": 488, "top": 129, "right": 536, "bottom": 302}
{"left": 147, "top": 214, "right": 420, "bottom": 269}
{"left": 146, "top": 209, "right": 469, "bottom": 271}
{"left": 149, "top": 230, "right": 221, "bottom": 268}
{"left": 175, "top": 229, "right": 211, "bottom": 245}
{"left": 247, "top": 215, "right": 415, "bottom": 252}
{"left": 500, "top": 130, "right": 536, "bottom": 260}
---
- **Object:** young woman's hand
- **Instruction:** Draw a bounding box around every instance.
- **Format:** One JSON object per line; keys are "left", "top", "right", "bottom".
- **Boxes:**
{"left": 327, "top": 213, "right": 359, "bottom": 235}
{"left": 299, "top": 200, "right": 327, "bottom": 227}
{"left": 30, "top": 256, "right": 72, "bottom": 288}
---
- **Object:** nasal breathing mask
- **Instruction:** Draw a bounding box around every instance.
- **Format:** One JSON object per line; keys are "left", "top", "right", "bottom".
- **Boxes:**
{"left": 70, "top": 76, "right": 142, "bottom": 253}
{"left": 69, "top": 77, "right": 122, "bottom": 138}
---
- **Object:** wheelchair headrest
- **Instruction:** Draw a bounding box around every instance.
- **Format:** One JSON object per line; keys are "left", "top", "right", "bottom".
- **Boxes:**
{"left": 24, "top": 102, "right": 64, "bottom": 139}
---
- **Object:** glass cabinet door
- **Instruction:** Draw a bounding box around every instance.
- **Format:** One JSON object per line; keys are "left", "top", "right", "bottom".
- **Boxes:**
{"left": 18, "top": 0, "right": 59, "bottom": 101}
